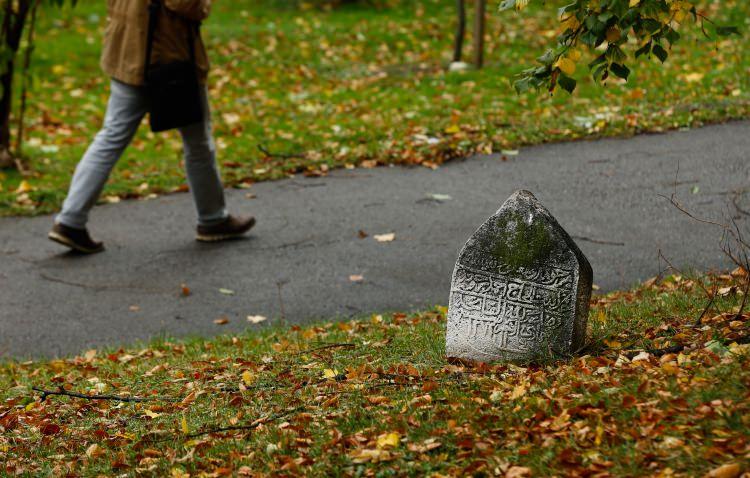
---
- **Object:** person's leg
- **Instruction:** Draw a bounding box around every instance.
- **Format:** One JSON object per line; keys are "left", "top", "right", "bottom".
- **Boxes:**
{"left": 56, "top": 80, "right": 148, "bottom": 229}
{"left": 178, "top": 88, "right": 228, "bottom": 227}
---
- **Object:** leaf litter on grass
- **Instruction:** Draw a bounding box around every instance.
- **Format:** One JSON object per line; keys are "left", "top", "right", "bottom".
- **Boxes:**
{"left": 1, "top": 274, "right": 749, "bottom": 476}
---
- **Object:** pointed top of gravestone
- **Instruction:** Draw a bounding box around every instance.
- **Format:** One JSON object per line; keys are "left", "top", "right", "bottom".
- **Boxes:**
{"left": 446, "top": 190, "right": 593, "bottom": 363}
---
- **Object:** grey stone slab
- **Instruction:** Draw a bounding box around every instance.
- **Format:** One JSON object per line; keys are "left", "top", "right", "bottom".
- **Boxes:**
{"left": 446, "top": 191, "right": 592, "bottom": 363}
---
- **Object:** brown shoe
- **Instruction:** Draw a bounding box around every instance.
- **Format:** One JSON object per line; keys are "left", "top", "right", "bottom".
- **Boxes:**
{"left": 196, "top": 215, "right": 256, "bottom": 242}
{"left": 48, "top": 223, "right": 105, "bottom": 254}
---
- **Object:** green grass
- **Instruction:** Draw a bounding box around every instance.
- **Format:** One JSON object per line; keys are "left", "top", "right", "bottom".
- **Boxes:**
{"left": 1, "top": 0, "right": 749, "bottom": 216}
{"left": 1, "top": 274, "right": 749, "bottom": 476}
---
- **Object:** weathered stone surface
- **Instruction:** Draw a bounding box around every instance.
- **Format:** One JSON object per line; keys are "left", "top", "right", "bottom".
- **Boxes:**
{"left": 446, "top": 190, "right": 593, "bottom": 362}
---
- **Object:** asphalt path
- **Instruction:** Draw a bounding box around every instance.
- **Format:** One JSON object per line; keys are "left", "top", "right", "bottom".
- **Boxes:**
{"left": 1, "top": 121, "right": 748, "bottom": 358}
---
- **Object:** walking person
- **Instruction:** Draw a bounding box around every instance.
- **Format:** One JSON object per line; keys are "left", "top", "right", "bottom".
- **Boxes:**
{"left": 49, "top": 0, "right": 255, "bottom": 254}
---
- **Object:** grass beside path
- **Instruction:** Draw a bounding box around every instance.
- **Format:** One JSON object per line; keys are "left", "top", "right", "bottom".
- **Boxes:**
{"left": 2, "top": 273, "right": 749, "bottom": 476}
{"left": 0, "top": 0, "right": 749, "bottom": 216}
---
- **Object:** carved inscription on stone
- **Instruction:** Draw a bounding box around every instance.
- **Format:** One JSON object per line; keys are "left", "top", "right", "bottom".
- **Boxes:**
{"left": 450, "top": 265, "right": 573, "bottom": 357}
{"left": 446, "top": 190, "right": 593, "bottom": 362}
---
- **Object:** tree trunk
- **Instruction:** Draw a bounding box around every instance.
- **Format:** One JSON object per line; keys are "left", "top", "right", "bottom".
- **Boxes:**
{"left": 0, "top": 0, "right": 32, "bottom": 169}
{"left": 0, "top": 61, "right": 15, "bottom": 167}
{"left": 473, "top": 0, "right": 486, "bottom": 69}
{"left": 453, "top": 0, "right": 466, "bottom": 63}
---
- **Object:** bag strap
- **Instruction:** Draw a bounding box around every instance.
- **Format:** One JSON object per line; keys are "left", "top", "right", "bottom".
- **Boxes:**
{"left": 144, "top": 0, "right": 160, "bottom": 82}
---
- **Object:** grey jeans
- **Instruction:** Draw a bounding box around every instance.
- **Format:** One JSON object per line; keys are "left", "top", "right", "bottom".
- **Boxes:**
{"left": 57, "top": 79, "right": 228, "bottom": 229}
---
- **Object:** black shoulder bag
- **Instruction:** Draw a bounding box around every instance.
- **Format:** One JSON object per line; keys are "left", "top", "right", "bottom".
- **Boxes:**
{"left": 144, "top": 0, "right": 204, "bottom": 133}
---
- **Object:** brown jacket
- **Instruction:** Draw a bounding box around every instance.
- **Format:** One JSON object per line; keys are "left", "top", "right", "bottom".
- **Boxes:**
{"left": 101, "top": 0, "right": 211, "bottom": 86}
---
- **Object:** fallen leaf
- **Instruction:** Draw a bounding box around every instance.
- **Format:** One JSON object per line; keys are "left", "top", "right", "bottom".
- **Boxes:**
{"left": 219, "top": 288, "right": 235, "bottom": 296}
{"left": 444, "top": 124, "right": 461, "bottom": 134}
{"left": 15, "top": 180, "right": 34, "bottom": 194}
{"left": 143, "top": 410, "right": 162, "bottom": 419}
{"left": 683, "top": 72, "right": 705, "bottom": 83}
{"left": 247, "top": 315, "right": 267, "bottom": 324}
{"left": 510, "top": 384, "right": 527, "bottom": 400}
{"left": 506, "top": 466, "right": 532, "bottom": 478}
{"left": 181, "top": 284, "right": 191, "bottom": 297}
{"left": 349, "top": 274, "right": 364, "bottom": 282}
{"left": 429, "top": 193, "right": 452, "bottom": 202}
{"left": 241, "top": 370, "right": 256, "bottom": 386}
{"left": 374, "top": 233, "right": 395, "bottom": 242}
{"left": 376, "top": 432, "right": 400, "bottom": 449}
{"left": 86, "top": 443, "right": 105, "bottom": 459}
{"left": 214, "top": 317, "right": 229, "bottom": 325}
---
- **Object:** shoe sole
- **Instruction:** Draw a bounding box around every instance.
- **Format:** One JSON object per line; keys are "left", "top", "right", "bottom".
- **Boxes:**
{"left": 196, "top": 219, "right": 256, "bottom": 243}
{"left": 48, "top": 231, "right": 104, "bottom": 254}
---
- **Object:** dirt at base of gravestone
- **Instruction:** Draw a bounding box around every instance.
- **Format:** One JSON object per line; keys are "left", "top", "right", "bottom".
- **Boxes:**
{"left": 1, "top": 272, "right": 749, "bottom": 476}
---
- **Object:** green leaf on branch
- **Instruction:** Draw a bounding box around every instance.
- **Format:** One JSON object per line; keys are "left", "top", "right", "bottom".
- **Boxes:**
{"left": 557, "top": 74, "right": 577, "bottom": 94}
{"left": 652, "top": 44, "right": 668, "bottom": 63}
{"left": 610, "top": 63, "right": 630, "bottom": 81}
{"left": 716, "top": 26, "right": 740, "bottom": 37}
{"left": 501, "top": 0, "right": 740, "bottom": 95}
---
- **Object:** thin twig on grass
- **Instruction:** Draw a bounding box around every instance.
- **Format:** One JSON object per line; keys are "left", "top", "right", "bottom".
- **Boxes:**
{"left": 33, "top": 387, "right": 174, "bottom": 403}
{"left": 182, "top": 406, "right": 304, "bottom": 439}
{"left": 657, "top": 249, "right": 723, "bottom": 323}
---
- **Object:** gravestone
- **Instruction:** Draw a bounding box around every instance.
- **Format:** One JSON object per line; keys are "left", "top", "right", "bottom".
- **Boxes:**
{"left": 446, "top": 190, "right": 593, "bottom": 362}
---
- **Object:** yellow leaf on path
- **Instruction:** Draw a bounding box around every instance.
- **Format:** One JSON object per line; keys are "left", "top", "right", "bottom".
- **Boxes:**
{"left": 376, "top": 432, "right": 400, "bottom": 449}
{"left": 181, "top": 415, "right": 189, "bottom": 434}
{"left": 554, "top": 57, "right": 576, "bottom": 76}
{"left": 323, "top": 368, "right": 338, "bottom": 379}
{"left": 684, "top": 72, "right": 705, "bottom": 83}
{"left": 144, "top": 409, "right": 162, "bottom": 419}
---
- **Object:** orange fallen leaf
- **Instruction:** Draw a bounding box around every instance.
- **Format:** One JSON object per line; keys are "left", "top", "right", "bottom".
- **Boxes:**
{"left": 704, "top": 463, "right": 742, "bottom": 478}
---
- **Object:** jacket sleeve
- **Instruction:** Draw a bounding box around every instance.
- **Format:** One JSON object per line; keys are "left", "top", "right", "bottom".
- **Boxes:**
{"left": 163, "top": 0, "right": 211, "bottom": 22}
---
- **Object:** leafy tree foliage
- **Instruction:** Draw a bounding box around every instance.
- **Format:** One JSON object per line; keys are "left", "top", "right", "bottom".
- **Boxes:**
{"left": 500, "top": 0, "right": 740, "bottom": 94}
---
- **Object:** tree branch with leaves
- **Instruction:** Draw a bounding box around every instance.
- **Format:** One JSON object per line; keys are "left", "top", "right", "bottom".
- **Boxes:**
{"left": 500, "top": 0, "right": 740, "bottom": 94}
